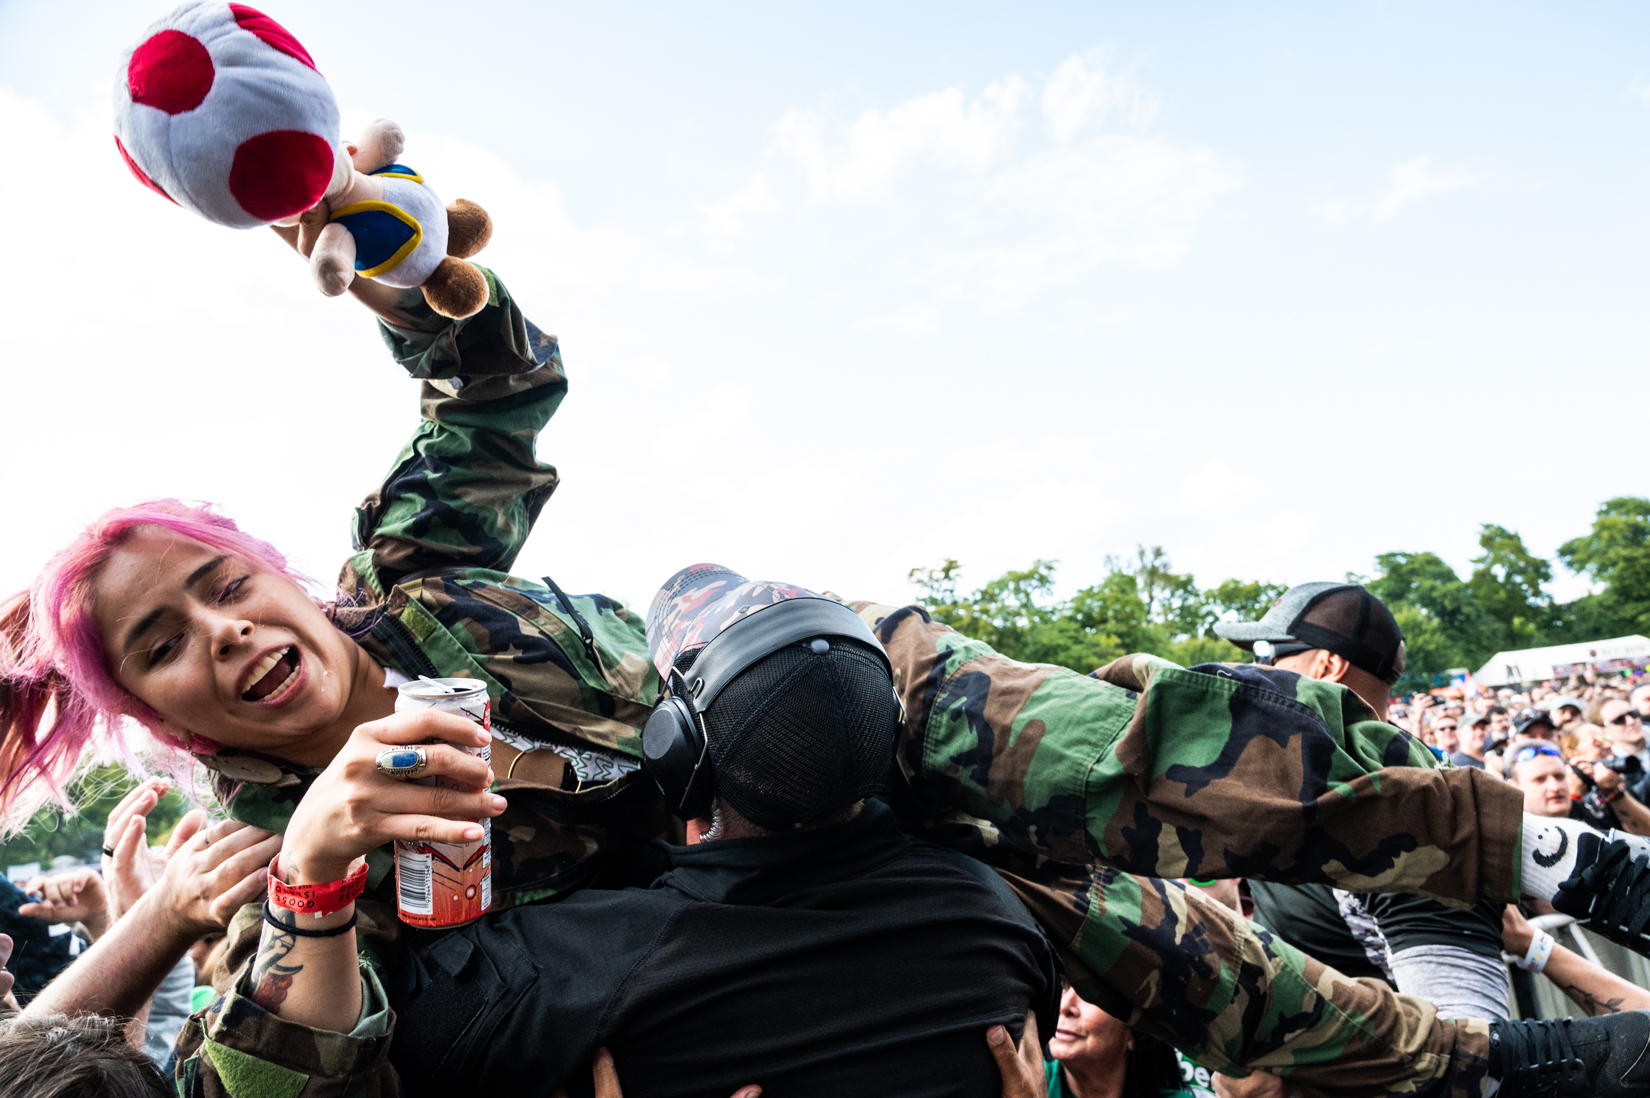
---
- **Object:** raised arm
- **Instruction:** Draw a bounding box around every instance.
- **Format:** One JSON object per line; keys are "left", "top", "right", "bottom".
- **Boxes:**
{"left": 275, "top": 217, "right": 568, "bottom": 590}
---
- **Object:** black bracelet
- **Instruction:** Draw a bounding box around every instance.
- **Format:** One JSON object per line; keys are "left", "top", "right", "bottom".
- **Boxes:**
{"left": 261, "top": 900, "right": 358, "bottom": 938}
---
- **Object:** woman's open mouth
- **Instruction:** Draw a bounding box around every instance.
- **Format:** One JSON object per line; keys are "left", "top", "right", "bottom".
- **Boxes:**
{"left": 242, "top": 646, "right": 302, "bottom": 702}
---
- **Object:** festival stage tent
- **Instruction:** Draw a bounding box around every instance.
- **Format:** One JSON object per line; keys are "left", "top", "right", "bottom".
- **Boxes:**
{"left": 1473, "top": 635, "right": 1650, "bottom": 687}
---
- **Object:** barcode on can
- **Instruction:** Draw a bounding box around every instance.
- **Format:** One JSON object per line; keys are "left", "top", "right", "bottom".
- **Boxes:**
{"left": 397, "top": 849, "right": 434, "bottom": 916}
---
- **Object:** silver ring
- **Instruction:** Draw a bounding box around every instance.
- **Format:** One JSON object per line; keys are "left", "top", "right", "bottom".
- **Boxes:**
{"left": 375, "top": 745, "right": 429, "bottom": 780}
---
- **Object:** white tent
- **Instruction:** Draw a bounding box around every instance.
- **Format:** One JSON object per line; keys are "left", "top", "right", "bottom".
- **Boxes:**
{"left": 1473, "top": 635, "right": 1650, "bottom": 687}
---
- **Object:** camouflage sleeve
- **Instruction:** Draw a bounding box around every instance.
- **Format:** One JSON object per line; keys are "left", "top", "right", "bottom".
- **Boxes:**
{"left": 999, "top": 862, "right": 1493, "bottom": 1098}
{"left": 854, "top": 602, "right": 1526, "bottom": 907}
{"left": 174, "top": 965, "right": 397, "bottom": 1097}
{"left": 349, "top": 266, "right": 571, "bottom": 589}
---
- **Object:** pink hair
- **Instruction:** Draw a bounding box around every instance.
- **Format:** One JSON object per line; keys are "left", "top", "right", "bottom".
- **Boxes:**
{"left": 0, "top": 500, "right": 318, "bottom": 834}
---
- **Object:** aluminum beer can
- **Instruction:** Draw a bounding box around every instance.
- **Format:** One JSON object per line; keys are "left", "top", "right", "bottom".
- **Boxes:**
{"left": 392, "top": 676, "right": 493, "bottom": 928}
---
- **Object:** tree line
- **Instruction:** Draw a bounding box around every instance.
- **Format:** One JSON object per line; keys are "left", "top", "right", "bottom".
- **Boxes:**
{"left": 910, "top": 496, "right": 1650, "bottom": 694}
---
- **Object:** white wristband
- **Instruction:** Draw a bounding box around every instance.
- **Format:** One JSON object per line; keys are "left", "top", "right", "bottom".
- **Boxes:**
{"left": 1516, "top": 929, "right": 1554, "bottom": 973}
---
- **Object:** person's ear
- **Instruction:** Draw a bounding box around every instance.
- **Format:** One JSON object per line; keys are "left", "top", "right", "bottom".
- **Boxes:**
{"left": 1319, "top": 652, "right": 1354, "bottom": 684}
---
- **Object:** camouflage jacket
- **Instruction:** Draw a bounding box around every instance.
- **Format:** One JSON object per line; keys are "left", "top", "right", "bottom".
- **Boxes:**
{"left": 175, "top": 273, "right": 674, "bottom": 1095}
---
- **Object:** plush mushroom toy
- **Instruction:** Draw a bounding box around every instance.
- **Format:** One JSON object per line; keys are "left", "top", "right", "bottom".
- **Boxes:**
{"left": 113, "top": 1, "right": 493, "bottom": 318}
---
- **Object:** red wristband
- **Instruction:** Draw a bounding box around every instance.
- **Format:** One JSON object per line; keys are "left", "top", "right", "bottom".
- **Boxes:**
{"left": 267, "top": 856, "right": 368, "bottom": 917}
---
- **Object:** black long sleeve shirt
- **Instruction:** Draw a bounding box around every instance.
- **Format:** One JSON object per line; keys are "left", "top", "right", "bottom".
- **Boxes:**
{"left": 386, "top": 800, "right": 1060, "bottom": 1098}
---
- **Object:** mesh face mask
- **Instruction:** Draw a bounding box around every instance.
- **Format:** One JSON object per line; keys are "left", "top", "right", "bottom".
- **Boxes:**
{"left": 1289, "top": 587, "right": 1408, "bottom": 685}
{"left": 676, "top": 638, "right": 898, "bottom": 830}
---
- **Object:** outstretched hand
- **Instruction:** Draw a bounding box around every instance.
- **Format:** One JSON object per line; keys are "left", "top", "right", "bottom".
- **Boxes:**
{"left": 989, "top": 1010, "right": 1047, "bottom": 1098}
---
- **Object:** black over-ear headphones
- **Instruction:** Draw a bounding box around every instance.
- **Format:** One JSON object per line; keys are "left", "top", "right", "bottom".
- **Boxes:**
{"left": 641, "top": 598, "right": 892, "bottom": 821}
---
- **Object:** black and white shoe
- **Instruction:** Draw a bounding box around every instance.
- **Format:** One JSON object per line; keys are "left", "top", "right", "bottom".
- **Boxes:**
{"left": 1552, "top": 830, "right": 1650, "bottom": 956}
{"left": 1490, "top": 1014, "right": 1650, "bottom": 1097}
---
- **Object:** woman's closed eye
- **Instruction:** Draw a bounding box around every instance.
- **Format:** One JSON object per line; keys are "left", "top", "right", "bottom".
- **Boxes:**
{"left": 149, "top": 631, "right": 184, "bottom": 667}
{"left": 214, "top": 575, "right": 251, "bottom": 605}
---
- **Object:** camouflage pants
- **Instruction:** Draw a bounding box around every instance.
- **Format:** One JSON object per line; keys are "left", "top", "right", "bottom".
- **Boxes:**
{"left": 857, "top": 602, "right": 1526, "bottom": 1098}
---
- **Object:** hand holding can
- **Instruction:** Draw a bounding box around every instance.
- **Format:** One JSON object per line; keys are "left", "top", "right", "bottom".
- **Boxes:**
{"left": 279, "top": 700, "right": 504, "bottom": 896}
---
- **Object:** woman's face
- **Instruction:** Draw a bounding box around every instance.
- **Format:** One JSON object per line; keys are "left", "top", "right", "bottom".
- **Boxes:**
{"left": 92, "top": 528, "right": 358, "bottom": 754}
{"left": 1047, "top": 985, "right": 1131, "bottom": 1067}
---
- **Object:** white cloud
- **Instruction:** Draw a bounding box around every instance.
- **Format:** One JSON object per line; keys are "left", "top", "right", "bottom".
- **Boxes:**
{"left": 770, "top": 52, "right": 1238, "bottom": 304}
{"left": 1042, "top": 49, "right": 1156, "bottom": 143}
{"left": 857, "top": 305, "right": 941, "bottom": 335}
{"left": 1314, "top": 155, "right": 1482, "bottom": 223}
{"left": 775, "top": 77, "right": 1031, "bottom": 201}
{"left": 697, "top": 175, "right": 779, "bottom": 254}
{"left": 1629, "top": 76, "right": 1650, "bottom": 105}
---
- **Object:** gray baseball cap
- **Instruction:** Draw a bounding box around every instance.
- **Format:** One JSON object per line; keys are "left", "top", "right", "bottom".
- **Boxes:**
{"left": 1214, "top": 582, "right": 1408, "bottom": 685}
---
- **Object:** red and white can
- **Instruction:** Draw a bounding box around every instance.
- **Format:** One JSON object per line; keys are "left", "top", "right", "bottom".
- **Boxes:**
{"left": 393, "top": 676, "right": 493, "bottom": 928}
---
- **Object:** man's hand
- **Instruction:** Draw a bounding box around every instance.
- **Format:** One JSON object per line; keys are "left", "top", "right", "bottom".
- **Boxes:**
{"left": 17, "top": 867, "right": 109, "bottom": 939}
{"left": 280, "top": 710, "right": 506, "bottom": 885}
{"left": 0, "top": 932, "right": 17, "bottom": 1010}
{"left": 142, "top": 813, "right": 281, "bottom": 941}
{"left": 989, "top": 1010, "right": 1047, "bottom": 1098}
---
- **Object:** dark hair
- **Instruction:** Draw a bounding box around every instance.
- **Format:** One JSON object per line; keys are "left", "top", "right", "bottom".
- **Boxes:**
{"left": 0, "top": 1013, "right": 171, "bottom": 1098}
{"left": 1123, "top": 1031, "right": 1187, "bottom": 1096}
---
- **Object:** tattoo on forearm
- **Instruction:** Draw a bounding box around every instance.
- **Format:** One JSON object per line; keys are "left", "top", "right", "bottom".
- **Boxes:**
{"left": 249, "top": 910, "right": 303, "bottom": 1015}
{"left": 1562, "top": 983, "right": 1626, "bottom": 1016}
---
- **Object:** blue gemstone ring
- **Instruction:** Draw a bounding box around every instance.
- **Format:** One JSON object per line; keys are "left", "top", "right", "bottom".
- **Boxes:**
{"left": 374, "top": 745, "right": 429, "bottom": 779}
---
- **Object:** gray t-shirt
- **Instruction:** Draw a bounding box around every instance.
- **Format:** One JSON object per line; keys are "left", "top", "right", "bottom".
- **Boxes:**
{"left": 1450, "top": 751, "right": 1486, "bottom": 769}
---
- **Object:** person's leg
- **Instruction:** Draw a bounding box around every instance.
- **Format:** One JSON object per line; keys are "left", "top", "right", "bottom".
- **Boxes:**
{"left": 993, "top": 861, "right": 1490, "bottom": 1098}
{"left": 856, "top": 601, "right": 1522, "bottom": 906}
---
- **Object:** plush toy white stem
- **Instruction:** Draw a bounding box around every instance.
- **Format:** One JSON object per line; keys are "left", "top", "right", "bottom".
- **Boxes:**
{"left": 311, "top": 222, "right": 357, "bottom": 297}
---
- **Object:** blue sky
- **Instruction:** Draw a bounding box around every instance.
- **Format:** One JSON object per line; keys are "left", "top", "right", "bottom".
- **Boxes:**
{"left": 1, "top": 2, "right": 1646, "bottom": 610}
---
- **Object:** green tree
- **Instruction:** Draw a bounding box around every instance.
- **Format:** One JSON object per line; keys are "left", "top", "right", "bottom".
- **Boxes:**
{"left": 1468, "top": 524, "right": 1553, "bottom": 647}
{"left": 1555, "top": 498, "right": 1650, "bottom": 639}
{"left": 0, "top": 766, "right": 190, "bottom": 872}
{"left": 1558, "top": 498, "right": 1650, "bottom": 583}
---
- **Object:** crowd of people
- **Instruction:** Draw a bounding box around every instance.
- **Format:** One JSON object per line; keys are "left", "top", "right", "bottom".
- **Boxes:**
{"left": 1393, "top": 678, "right": 1650, "bottom": 833}
{"left": 6, "top": 233, "right": 1650, "bottom": 1098}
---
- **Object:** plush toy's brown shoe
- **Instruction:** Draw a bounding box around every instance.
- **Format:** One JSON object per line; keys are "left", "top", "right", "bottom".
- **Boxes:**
{"left": 421, "top": 256, "right": 488, "bottom": 319}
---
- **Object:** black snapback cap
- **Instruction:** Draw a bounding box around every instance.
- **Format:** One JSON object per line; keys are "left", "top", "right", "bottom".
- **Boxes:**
{"left": 1214, "top": 582, "right": 1408, "bottom": 685}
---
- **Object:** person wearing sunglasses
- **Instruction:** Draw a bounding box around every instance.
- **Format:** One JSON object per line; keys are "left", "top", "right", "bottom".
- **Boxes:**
{"left": 1600, "top": 700, "right": 1649, "bottom": 780}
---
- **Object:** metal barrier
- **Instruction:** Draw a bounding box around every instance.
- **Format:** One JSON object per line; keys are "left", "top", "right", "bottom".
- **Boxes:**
{"left": 1504, "top": 913, "right": 1650, "bottom": 1020}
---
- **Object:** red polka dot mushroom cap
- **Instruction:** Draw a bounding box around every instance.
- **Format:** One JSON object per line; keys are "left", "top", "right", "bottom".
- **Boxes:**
{"left": 113, "top": 2, "right": 341, "bottom": 228}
